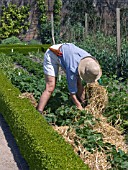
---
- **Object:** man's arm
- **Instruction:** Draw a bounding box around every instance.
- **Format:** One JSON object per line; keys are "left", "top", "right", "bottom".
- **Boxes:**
{"left": 65, "top": 70, "right": 84, "bottom": 110}
{"left": 70, "top": 93, "right": 83, "bottom": 110}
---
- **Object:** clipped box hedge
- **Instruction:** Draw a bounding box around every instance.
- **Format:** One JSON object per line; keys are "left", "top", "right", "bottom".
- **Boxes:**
{"left": 0, "top": 44, "right": 51, "bottom": 54}
{"left": 0, "top": 69, "right": 89, "bottom": 170}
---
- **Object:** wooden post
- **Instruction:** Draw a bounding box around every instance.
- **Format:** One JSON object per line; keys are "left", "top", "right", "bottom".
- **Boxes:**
{"left": 85, "top": 13, "right": 88, "bottom": 37}
{"left": 0, "top": 1, "right": 2, "bottom": 29}
{"left": 104, "top": 9, "right": 107, "bottom": 35}
{"left": 51, "top": 12, "right": 62, "bottom": 80}
{"left": 83, "top": 27, "right": 85, "bottom": 41}
{"left": 73, "top": 28, "right": 75, "bottom": 41}
{"left": 116, "top": 8, "right": 121, "bottom": 77}
{"left": 116, "top": 8, "right": 121, "bottom": 58}
{"left": 51, "top": 12, "right": 55, "bottom": 45}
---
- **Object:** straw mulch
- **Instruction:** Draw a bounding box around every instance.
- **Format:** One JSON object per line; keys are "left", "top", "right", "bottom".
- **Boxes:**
{"left": 84, "top": 83, "right": 127, "bottom": 152}
{"left": 53, "top": 82, "right": 128, "bottom": 170}
{"left": 20, "top": 83, "right": 128, "bottom": 170}
{"left": 19, "top": 92, "right": 37, "bottom": 108}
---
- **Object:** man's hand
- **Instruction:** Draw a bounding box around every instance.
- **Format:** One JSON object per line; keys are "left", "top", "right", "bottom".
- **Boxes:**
{"left": 77, "top": 105, "right": 84, "bottom": 110}
{"left": 70, "top": 93, "right": 84, "bottom": 110}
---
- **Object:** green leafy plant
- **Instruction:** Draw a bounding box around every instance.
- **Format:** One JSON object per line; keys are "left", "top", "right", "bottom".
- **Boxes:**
{"left": 102, "top": 75, "right": 128, "bottom": 130}
{"left": 37, "top": 0, "right": 49, "bottom": 44}
{"left": 28, "top": 39, "right": 42, "bottom": 45}
{"left": 53, "top": 0, "right": 62, "bottom": 26}
{"left": 1, "top": 36, "right": 22, "bottom": 44}
{"left": 107, "top": 147, "right": 128, "bottom": 170}
{"left": 0, "top": 3, "right": 30, "bottom": 39}
{"left": 78, "top": 33, "right": 128, "bottom": 80}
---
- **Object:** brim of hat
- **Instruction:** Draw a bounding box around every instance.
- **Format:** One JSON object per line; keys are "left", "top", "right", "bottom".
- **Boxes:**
{"left": 78, "top": 57, "right": 102, "bottom": 83}
{"left": 82, "top": 69, "right": 102, "bottom": 83}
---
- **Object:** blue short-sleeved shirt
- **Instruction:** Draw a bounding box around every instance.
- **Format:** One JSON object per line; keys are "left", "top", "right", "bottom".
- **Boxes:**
{"left": 59, "top": 43, "right": 91, "bottom": 94}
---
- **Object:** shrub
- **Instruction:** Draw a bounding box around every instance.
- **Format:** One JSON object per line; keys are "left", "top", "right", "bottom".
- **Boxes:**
{"left": 1, "top": 36, "right": 22, "bottom": 45}
{"left": 0, "top": 69, "right": 89, "bottom": 170}
{"left": 28, "top": 39, "right": 42, "bottom": 45}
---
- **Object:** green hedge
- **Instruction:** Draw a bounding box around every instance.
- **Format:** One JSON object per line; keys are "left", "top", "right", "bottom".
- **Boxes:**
{"left": 0, "top": 44, "right": 51, "bottom": 54}
{"left": 0, "top": 69, "right": 89, "bottom": 170}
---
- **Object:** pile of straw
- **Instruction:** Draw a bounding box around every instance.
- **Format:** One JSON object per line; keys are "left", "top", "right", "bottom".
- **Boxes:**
{"left": 84, "top": 82, "right": 108, "bottom": 115}
{"left": 84, "top": 83, "right": 127, "bottom": 152}
{"left": 19, "top": 92, "right": 37, "bottom": 107}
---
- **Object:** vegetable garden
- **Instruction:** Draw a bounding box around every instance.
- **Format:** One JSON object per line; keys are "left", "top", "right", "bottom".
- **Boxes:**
{"left": 0, "top": 34, "right": 128, "bottom": 169}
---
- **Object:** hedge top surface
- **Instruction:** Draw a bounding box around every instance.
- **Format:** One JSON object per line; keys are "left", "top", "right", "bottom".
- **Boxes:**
{"left": 0, "top": 69, "right": 89, "bottom": 170}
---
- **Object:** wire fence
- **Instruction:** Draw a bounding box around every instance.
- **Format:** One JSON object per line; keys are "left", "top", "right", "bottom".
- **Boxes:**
{"left": 58, "top": 7, "right": 128, "bottom": 79}
{"left": 60, "top": 7, "right": 128, "bottom": 44}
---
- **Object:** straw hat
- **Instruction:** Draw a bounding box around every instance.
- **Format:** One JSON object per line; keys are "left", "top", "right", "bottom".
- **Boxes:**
{"left": 78, "top": 57, "right": 102, "bottom": 83}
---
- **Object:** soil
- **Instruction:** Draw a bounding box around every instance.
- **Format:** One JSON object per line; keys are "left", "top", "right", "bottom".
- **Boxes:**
{"left": 0, "top": 113, "right": 29, "bottom": 170}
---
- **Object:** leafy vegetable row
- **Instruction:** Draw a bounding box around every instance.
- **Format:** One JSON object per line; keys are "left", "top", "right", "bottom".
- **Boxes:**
{"left": 0, "top": 52, "right": 128, "bottom": 169}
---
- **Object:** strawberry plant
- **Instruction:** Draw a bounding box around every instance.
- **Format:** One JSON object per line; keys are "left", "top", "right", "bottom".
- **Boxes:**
{"left": 10, "top": 52, "right": 44, "bottom": 78}
{"left": 102, "top": 75, "right": 128, "bottom": 130}
{"left": 107, "top": 147, "right": 128, "bottom": 170}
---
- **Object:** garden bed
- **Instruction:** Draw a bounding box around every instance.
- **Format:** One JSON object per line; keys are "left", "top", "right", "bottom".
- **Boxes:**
{"left": 0, "top": 51, "right": 128, "bottom": 169}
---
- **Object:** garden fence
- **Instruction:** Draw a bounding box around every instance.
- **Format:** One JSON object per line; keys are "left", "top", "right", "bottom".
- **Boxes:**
{"left": 61, "top": 7, "right": 128, "bottom": 49}
{"left": 59, "top": 7, "right": 128, "bottom": 79}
